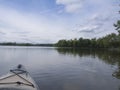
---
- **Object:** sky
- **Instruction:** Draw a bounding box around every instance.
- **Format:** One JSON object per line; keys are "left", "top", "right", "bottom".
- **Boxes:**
{"left": 0, "top": 0, "right": 119, "bottom": 43}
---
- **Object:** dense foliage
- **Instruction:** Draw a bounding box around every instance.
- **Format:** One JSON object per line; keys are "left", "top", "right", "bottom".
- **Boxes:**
{"left": 114, "top": 20, "right": 120, "bottom": 34}
{"left": 55, "top": 33, "right": 120, "bottom": 48}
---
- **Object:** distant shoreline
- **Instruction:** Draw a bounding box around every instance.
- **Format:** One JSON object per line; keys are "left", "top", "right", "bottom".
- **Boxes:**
{"left": 0, "top": 42, "right": 54, "bottom": 47}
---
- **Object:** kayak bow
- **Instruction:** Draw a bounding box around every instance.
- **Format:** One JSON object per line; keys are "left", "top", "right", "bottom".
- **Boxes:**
{"left": 0, "top": 64, "right": 38, "bottom": 90}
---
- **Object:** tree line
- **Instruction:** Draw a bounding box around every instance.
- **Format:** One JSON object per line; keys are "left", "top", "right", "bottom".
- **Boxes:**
{"left": 0, "top": 42, "right": 54, "bottom": 47}
{"left": 55, "top": 33, "right": 120, "bottom": 48}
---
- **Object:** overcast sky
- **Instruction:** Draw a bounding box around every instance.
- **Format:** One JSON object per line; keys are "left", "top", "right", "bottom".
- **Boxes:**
{"left": 0, "top": 0, "right": 119, "bottom": 43}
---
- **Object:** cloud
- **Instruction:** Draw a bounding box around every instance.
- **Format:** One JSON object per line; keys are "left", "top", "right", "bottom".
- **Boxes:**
{"left": 0, "top": 5, "right": 79, "bottom": 43}
{"left": 0, "top": 7, "right": 52, "bottom": 43}
{"left": 0, "top": 31, "right": 6, "bottom": 35}
{"left": 74, "top": 14, "right": 103, "bottom": 32}
{"left": 77, "top": 25, "right": 100, "bottom": 33}
{"left": 73, "top": 13, "right": 117, "bottom": 38}
{"left": 89, "top": 14, "right": 111, "bottom": 23}
{"left": 56, "top": 0, "right": 83, "bottom": 13}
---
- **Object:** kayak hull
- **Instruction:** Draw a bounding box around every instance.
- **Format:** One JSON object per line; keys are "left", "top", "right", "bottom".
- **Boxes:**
{"left": 0, "top": 65, "right": 38, "bottom": 90}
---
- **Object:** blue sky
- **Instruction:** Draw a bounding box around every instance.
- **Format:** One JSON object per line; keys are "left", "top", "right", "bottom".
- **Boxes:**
{"left": 0, "top": 0, "right": 119, "bottom": 43}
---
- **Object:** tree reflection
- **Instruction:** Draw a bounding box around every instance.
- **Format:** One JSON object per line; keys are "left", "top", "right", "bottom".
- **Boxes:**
{"left": 56, "top": 48, "right": 120, "bottom": 79}
{"left": 112, "top": 66, "right": 120, "bottom": 79}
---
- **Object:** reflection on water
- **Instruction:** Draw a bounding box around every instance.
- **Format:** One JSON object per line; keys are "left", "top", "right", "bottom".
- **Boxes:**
{"left": 0, "top": 46, "right": 120, "bottom": 90}
{"left": 56, "top": 48, "right": 120, "bottom": 79}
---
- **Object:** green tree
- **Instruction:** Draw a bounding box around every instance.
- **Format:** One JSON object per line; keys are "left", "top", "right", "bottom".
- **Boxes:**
{"left": 72, "top": 38, "right": 78, "bottom": 47}
{"left": 114, "top": 20, "right": 120, "bottom": 34}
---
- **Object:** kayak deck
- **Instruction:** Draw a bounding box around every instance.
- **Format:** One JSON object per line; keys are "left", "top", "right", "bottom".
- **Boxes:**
{"left": 0, "top": 64, "right": 38, "bottom": 90}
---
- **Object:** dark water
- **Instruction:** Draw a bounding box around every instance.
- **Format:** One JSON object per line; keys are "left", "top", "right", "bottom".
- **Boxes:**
{"left": 0, "top": 46, "right": 120, "bottom": 90}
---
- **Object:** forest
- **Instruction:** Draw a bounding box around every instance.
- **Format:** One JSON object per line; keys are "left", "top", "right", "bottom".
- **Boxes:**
{"left": 55, "top": 33, "right": 120, "bottom": 48}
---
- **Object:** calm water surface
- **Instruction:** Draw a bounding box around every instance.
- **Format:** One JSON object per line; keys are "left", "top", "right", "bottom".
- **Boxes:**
{"left": 0, "top": 46, "right": 120, "bottom": 90}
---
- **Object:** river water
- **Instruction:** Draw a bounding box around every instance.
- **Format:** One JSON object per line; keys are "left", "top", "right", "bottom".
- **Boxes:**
{"left": 0, "top": 46, "right": 120, "bottom": 90}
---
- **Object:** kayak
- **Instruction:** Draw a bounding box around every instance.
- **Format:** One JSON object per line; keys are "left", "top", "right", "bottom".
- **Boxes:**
{"left": 0, "top": 64, "right": 39, "bottom": 90}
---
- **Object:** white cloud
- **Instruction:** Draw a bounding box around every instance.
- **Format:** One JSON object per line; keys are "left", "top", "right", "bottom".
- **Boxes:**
{"left": 0, "top": 6, "right": 63, "bottom": 43}
{"left": 77, "top": 25, "right": 99, "bottom": 33}
{"left": 0, "top": 6, "right": 81, "bottom": 43}
{"left": 56, "top": 0, "right": 83, "bottom": 13}
{"left": 73, "top": 12, "right": 118, "bottom": 38}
